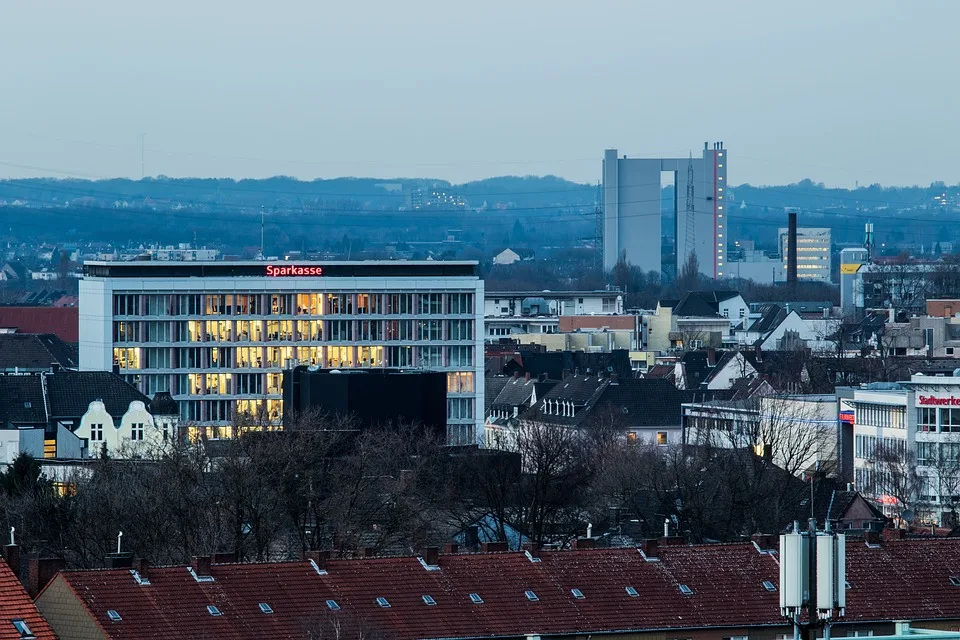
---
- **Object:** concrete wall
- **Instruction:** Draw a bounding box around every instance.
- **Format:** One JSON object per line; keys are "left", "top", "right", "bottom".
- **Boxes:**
{"left": 0, "top": 428, "right": 44, "bottom": 465}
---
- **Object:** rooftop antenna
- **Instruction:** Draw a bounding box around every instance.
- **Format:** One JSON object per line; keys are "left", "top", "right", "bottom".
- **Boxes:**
{"left": 117, "top": 530, "right": 123, "bottom": 554}
{"left": 258, "top": 206, "right": 265, "bottom": 260}
{"left": 684, "top": 152, "right": 696, "bottom": 260}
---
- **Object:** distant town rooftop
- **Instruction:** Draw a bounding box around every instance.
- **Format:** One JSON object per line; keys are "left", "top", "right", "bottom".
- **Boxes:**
{"left": 486, "top": 290, "right": 622, "bottom": 298}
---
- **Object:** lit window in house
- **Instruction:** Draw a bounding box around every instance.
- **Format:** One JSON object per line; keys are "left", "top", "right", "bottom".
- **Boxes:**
{"left": 656, "top": 432, "right": 668, "bottom": 446}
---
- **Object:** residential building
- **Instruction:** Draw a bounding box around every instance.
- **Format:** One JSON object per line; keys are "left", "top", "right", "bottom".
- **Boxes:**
{"left": 484, "top": 290, "right": 624, "bottom": 340}
{"left": 0, "top": 306, "right": 79, "bottom": 342}
{"left": 79, "top": 261, "right": 484, "bottom": 445}
{"left": 602, "top": 142, "right": 727, "bottom": 278}
{"left": 779, "top": 226, "right": 832, "bottom": 282}
{"left": 643, "top": 291, "right": 748, "bottom": 352}
{"left": 0, "top": 370, "right": 178, "bottom": 461}
{"left": 0, "top": 556, "right": 56, "bottom": 640}
{"left": 492, "top": 248, "right": 534, "bottom": 265}
{"left": 0, "top": 333, "right": 77, "bottom": 372}
{"left": 33, "top": 538, "right": 960, "bottom": 640}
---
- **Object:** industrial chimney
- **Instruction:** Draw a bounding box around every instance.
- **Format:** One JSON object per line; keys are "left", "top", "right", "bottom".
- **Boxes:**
{"left": 787, "top": 212, "right": 798, "bottom": 284}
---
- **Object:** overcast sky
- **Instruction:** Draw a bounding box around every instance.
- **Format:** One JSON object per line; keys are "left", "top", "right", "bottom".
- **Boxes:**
{"left": 0, "top": 0, "right": 956, "bottom": 187}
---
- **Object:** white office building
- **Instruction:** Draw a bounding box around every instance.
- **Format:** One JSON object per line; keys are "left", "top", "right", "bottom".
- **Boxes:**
{"left": 779, "top": 227, "right": 832, "bottom": 282}
{"left": 79, "top": 261, "right": 484, "bottom": 445}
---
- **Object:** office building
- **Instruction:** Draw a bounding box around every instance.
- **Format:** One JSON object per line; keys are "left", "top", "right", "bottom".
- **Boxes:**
{"left": 79, "top": 261, "right": 484, "bottom": 445}
{"left": 602, "top": 143, "right": 727, "bottom": 279}
{"left": 778, "top": 227, "right": 832, "bottom": 282}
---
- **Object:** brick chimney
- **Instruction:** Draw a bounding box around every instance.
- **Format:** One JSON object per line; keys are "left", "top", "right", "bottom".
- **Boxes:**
{"left": 442, "top": 543, "right": 459, "bottom": 555}
{"left": 882, "top": 528, "right": 906, "bottom": 541}
{"left": 3, "top": 543, "right": 20, "bottom": 581}
{"left": 660, "top": 535, "right": 685, "bottom": 546}
{"left": 212, "top": 552, "right": 236, "bottom": 564}
{"left": 302, "top": 550, "right": 330, "bottom": 570}
{"left": 639, "top": 539, "right": 659, "bottom": 560}
{"left": 864, "top": 531, "right": 881, "bottom": 546}
{"left": 423, "top": 546, "right": 439, "bottom": 566}
{"left": 28, "top": 557, "right": 65, "bottom": 597}
{"left": 362, "top": 547, "right": 376, "bottom": 558}
{"left": 191, "top": 555, "right": 212, "bottom": 577}
{"left": 751, "top": 533, "right": 776, "bottom": 552}
{"left": 481, "top": 541, "right": 508, "bottom": 552}
{"left": 707, "top": 347, "right": 717, "bottom": 367}
{"left": 524, "top": 372, "right": 531, "bottom": 381}
{"left": 572, "top": 538, "right": 594, "bottom": 550}
{"left": 132, "top": 558, "right": 150, "bottom": 579}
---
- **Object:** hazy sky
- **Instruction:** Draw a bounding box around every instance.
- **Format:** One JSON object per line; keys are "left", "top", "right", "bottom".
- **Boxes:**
{"left": 1, "top": 0, "right": 957, "bottom": 187}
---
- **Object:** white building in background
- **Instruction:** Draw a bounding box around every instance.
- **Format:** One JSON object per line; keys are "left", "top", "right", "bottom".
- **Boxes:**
{"left": 602, "top": 143, "right": 727, "bottom": 278}
{"left": 484, "top": 290, "right": 623, "bottom": 340}
{"left": 779, "top": 227, "right": 832, "bottom": 282}
{"left": 79, "top": 260, "right": 485, "bottom": 446}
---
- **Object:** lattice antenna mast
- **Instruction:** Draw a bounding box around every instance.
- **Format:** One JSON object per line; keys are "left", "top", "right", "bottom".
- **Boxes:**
{"left": 684, "top": 152, "right": 696, "bottom": 257}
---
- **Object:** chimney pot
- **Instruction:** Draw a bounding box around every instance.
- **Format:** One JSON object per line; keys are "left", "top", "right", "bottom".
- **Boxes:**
{"left": 191, "top": 555, "right": 212, "bottom": 577}
{"left": 525, "top": 372, "right": 531, "bottom": 381}
{"left": 513, "top": 371, "right": 519, "bottom": 380}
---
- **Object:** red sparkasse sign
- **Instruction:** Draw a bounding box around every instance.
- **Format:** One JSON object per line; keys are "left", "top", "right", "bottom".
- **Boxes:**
{"left": 265, "top": 265, "right": 323, "bottom": 277}
{"left": 918, "top": 395, "right": 960, "bottom": 406}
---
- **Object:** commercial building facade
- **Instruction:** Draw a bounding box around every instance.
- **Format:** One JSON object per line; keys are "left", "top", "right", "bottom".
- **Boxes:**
{"left": 602, "top": 143, "right": 727, "bottom": 279}
{"left": 79, "top": 261, "right": 484, "bottom": 445}
{"left": 779, "top": 226, "right": 832, "bottom": 282}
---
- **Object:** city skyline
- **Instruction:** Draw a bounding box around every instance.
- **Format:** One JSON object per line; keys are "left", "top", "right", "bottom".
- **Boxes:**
{"left": 1, "top": 1, "right": 958, "bottom": 187}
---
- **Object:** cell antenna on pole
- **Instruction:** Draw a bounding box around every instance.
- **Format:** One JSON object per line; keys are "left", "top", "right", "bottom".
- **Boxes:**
{"left": 684, "top": 152, "right": 696, "bottom": 259}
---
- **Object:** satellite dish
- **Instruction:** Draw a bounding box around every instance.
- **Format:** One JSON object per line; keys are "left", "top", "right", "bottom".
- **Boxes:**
{"left": 901, "top": 509, "right": 915, "bottom": 524}
{"left": 308, "top": 365, "right": 320, "bottom": 372}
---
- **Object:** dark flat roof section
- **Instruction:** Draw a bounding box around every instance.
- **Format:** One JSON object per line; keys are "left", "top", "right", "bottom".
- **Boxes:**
{"left": 83, "top": 261, "right": 479, "bottom": 279}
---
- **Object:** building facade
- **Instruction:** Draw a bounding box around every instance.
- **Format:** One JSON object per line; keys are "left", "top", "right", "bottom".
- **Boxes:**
{"left": 602, "top": 143, "right": 727, "bottom": 279}
{"left": 79, "top": 261, "right": 484, "bottom": 445}
{"left": 778, "top": 226, "right": 832, "bottom": 282}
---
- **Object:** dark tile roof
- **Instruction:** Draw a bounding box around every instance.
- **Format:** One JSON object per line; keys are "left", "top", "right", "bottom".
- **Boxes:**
{"left": 492, "top": 377, "right": 538, "bottom": 408}
{"left": 537, "top": 377, "right": 692, "bottom": 428}
{"left": 749, "top": 304, "right": 788, "bottom": 334}
{"left": 484, "top": 376, "right": 510, "bottom": 413}
{"left": 0, "top": 558, "right": 56, "bottom": 640}
{"left": 149, "top": 392, "right": 179, "bottom": 416}
{"left": 505, "top": 351, "right": 633, "bottom": 380}
{"left": 0, "top": 376, "right": 47, "bottom": 424}
{"left": 0, "top": 306, "right": 79, "bottom": 342}
{"left": 0, "top": 333, "right": 78, "bottom": 370}
{"left": 45, "top": 370, "right": 151, "bottom": 419}
{"left": 679, "top": 350, "right": 722, "bottom": 387}
{"left": 673, "top": 290, "right": 742, "bottom": 318}
{"left": 44, "top": 539, "right": 960, "bottom": 639}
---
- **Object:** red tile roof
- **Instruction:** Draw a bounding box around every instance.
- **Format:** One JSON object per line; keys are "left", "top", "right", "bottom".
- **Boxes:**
{"left": 0, "top": 559, "right": 56, "bottom": 640}
{"left": 40, "top": 539, "right": 960, "bottom": 640}
{"left": 0, "top": 307, "right": 79, "bottom": 343}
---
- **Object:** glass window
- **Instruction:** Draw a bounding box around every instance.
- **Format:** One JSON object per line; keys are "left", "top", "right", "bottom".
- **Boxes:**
{"left": 296, "top": 293, "right": 322, "bottom": 315}
{"left": 942, "top": 408, "right": 960, "bottom": 433}
{"left": 113, "top": 347, "right": 141, "bottom": 370}
{"left": 419, "top": 346, "right": 442, "bottom": 367}
{"left": 447, "top": 371, "right": 475, "bottom": 393}
{"left": 419, "top": 293, "right": 442, "bottom": 315}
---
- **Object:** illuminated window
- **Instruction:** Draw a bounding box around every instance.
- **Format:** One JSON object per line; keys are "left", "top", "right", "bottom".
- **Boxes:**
{"left": 448, "top": 371, "right": 475, "bottom": 393}
{"left": 626, "top": 432, "right": 637, "bottom": 444}
{"left": 656, "top": 432, "right": 668, "bottom": 446}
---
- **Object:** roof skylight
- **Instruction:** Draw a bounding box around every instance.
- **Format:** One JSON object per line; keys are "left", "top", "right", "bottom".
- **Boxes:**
{"left": 422, "top": 595, "right": 437, "bottom": 606}
{"left": 625, "top": 586, "right": 639, "bottom": 597}
{"left": 469, "top": 593, "right": 484, "bottom": 604}
{"left": 259, "top": 603, "right": 274, "bottom": 614}
{"left": 326, "top": 600, "right": 340, "bottom": 611}
{"left": 679, "top": 584, "right": 694, "bottom": 595}
{"left": 107, "top": 610, "right": 122, "bottom": 622}
{"left": 762, "top": 580, "right": 777, "bottom": 592}
{"left": 525, "top": 590, "right": 539, "bottom": 602}
{"left": 207, "top": 605, "right": 222, "bottom": 616}
{"left": 376, "top": 597, "right": 391, "bottom": 608}
{"left": 571, "top": 588, "right": 585, "bottom": 599}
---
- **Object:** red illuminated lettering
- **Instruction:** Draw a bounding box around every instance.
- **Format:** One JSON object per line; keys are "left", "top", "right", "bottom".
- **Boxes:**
{"left": 265, "top": 265, "right": 323, "bottom": 277}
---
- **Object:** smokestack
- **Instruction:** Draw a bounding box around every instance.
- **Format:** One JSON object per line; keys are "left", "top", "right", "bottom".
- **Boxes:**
{"left": 787, "top": 212, "right": 798, "bottom": 284}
